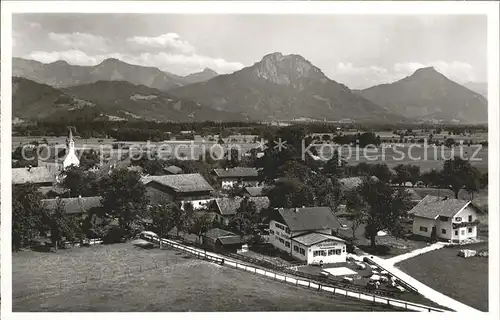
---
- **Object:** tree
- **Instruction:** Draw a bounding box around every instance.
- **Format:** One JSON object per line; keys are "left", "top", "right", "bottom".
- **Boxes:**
{"left": 421, "top": 169, "right": 441, "bottom": 187}
{"left": 465, "top": 167, "right": 482, "bottom": 200}
{"left": 190, "top": 214, "right": 214, "bottom": 243}
{"left": 345, "top": 190, "right": 367, "bottom": 240}
{"left": 268, "top": 178, "right": 315, "bottom": 209}
{"left": 370, "top": 164, "right": 393, "bottom": 183}
{"left": 43, "top": 198, "right": 80, "bottom": 251}
{"left": 230, "top": 197, "right": 259, "bottom": 235}
{"left": 170, "top": 202, "right": 189, "bottom": 237}
{"left": 393, "top": 164, "right": 420, "bottom": 186}
{"left": 445, "top": 138, "right": 456, "bottom": 148}
{"left": 149, "top": 203, "right": 172, "bottom": 248}
{"left": 100, "top": 169, "right": 148, "bottom": 236}
{"left": 12, "top": 183, "right": 46, "bottom": 250}
{"left": 441, "top": 157, "right": 479, "bottom": 199}
{"left": 357, "top": 180, "right": 412, "bottom": 248}
{"left": 79, "top": 148, "right": 100, "bottom": 170}
{"left": 314, "top": 177, "right": 343, "bottom": 212}
{"left": 323, "top": 149, "right": 345, "bottom": 178}
{"left": 479, "top": 172, "right": 488, "bottom": 189}
{"left": 225, "top": 149, "right": 241, "bottom": 168}
{"left": 62, "top": 166, "right": 98, "bottom": 197}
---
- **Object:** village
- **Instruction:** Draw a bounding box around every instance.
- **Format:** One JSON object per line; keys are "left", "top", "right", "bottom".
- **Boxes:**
{"left": 12, "top": 124, "right": 489, "bottom": 312}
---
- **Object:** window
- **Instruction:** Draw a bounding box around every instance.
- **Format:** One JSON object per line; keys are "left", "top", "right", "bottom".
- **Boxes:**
{"left": 419, "top": 226, "right": 428, "bottom": 232}
{"left": 336, "top": 249, "right": 342, "bottom": 255}
{"left": 455, "top": 217, "right": 462, "bottom": 222}
{"left": 468, "top": 215, "right": 473, "bottom": 222}
{"left": 285, "top": 241, "right": 290, "bottom": 248}
{"left": 441, "top": 229, "right": 446, "bottom": 234}
{"left": 279, "top": 238, "right": 284, "bottom": 244}
{"left": 321, "top": 250, "right": 327, "bottom": 256}
{"left": 455, "top": 231, "right": 458, "bottom": 236}
{"left": 275, "top": 223, "right": 279, "bottom": 228}
{"left": 343, "top": 247, "right": 346, "bottom": 252}
{"left": 299, "top": 248, "right": 305, "bottom": 255}
{"left": 328, "top": 249, "right": 335, "bottom": 256}
{"left": 293, "top": 245, "right": 299, "bottom": 252}
{"left": 285, "top": 227, "right": 290, "bottom": 234}
{"left": 270, "top": 230, "right": 274, "bottom": 235}
{"left": 313, "top": 251, "right": 320, "bottom": 257}
{"left": 468, "top": 227, "right": 473, "bottom": 233}
{"left": 461, "top": 230, "right": 465, "bottom": 235}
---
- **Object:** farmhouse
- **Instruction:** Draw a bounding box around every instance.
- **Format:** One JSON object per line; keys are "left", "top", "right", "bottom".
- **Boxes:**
{"left": 141, "top": 173, "right": 214, "bottom": 209}
{"left": 41, "top": 196, "right": 102, "bottom": 218}
{"left": 213, "top": 167, "right": 259, "bottom": 189}
{"left": 214, "top": 196, "right": 270, "bottom": 226}
{"left": 243, "top": 186, "right": 266, "bottom": 197}
{"left": 269, "top": 207, "right": 347, "bottom": 264}
{"left": 12, "top": 166, "right": 58, "bottom": 186}
{"left": 410, "top": 195, "right": 481, "bottom": 242}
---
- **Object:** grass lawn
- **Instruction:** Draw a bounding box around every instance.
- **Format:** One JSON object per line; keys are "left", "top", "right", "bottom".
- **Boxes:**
{"left": 396, "top": 243, "right": 489, "bottom": 311}
{"left": 13, "top": 242, "right": 400, "bottom": 312}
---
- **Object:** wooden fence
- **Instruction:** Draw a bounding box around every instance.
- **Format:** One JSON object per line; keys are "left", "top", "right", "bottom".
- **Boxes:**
{"left": 154, "top": 236, "right": 447, "bottom": 312}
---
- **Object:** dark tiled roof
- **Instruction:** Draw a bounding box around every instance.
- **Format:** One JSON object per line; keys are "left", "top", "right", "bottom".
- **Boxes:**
{"left": 276, "top": 207, "right": 339, "bottom": 232}
{"left": 12, "top": 167, "right": 57, "bottom": 184}
{"left": 215, "top": 196, "right": 270, "bottom": 216}
{"left": 292, "top": 232, "right": 345, "bottom": 246}
{"left": 213, "top": 167, "right": 259, "bottom": 178}
{"left": 142, "top": 173, "right": 214, "bottom": 193}
{"left": 204, "top": 228, "right": 236, "bottom": 240}
{"left": 164, "top": 165, "right": 183, "bottom": 174}
{"left": 41, "top": 196, "right": 102, "bottom": 214}
{"left": 409, "top": 195, "right": 470, "bottom": 219}
{"left": 217, "top": 235, "right": 245, "bottom": 245}
{"left": 244, "top": 186, "right": 265, "bottom": 197}
{"left": 38, "top": 186, "right": 69, "bottom": 196}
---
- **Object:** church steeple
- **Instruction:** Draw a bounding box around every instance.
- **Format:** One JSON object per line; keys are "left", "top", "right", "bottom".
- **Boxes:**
{"left": 67, "top": 127, "right": 75, "bottom": 150}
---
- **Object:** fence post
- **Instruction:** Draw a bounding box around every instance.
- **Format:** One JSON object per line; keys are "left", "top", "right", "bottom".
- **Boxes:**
{"left": 405, "top": 303, "right": 407, "bottom": 310}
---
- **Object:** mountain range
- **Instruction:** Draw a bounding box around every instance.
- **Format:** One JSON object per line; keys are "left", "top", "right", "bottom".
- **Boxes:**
{"left": 355, "top": 67, "right": 487, "bottom": 124}
{"left": 13, "top": 77, "right": 240, "bottom": 122}
{"left": 13, "top": 57, "right": 218, "bottom": 91}
{"left": 462, "top": 81, "right": 488, "bottom": 99}
{"left": 12, "top": 54, "right": 488, "bottom": 124}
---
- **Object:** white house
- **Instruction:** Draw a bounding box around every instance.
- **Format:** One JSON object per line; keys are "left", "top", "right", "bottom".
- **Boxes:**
{"left": 410, "top": 195, "right": 481, "bottom": 243}
{"left": 213, "top": 167, "right": 259, "bottom": 189}
{"left": 269, "top": 207, "right": 347, "bottom": 265}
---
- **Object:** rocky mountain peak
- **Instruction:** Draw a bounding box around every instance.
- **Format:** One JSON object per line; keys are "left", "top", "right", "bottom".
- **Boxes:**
{"left": 252, "top": 52, "right": 324, "bottom": 85}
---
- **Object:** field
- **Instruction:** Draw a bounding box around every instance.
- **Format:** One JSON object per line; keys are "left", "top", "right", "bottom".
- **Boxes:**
{"left": 13, "top": 243, "right": 399, "bottom": 312}
{"left": 396, "top": 243, "right": 489, "bottom": 312}
{"left": 13, "top": 135, "right": 488, "bottom": 172}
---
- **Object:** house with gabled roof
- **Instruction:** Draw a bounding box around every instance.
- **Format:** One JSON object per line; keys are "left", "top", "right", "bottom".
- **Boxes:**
{"left": 214, "top": 196, "right": 270, "bottom": 226}
{"left": 41, "top": 196, "right": 102, "bottom": 218}
{"left": 410, "top": 195, "right": 481, "bottom": 242}
{"left": 141, "top": 173, "right": 214, "bottom": 209}
{"left": 213, "top": 167, "right": 259, "bottom": 189}
{"left": 269, "top": 206, "right": 347, "bottom": 264}
{"left": 12, "top": 166, "right": 57, "bottom": 186}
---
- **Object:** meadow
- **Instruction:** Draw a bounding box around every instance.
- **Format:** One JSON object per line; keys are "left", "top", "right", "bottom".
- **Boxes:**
{"left": 13, "top": 243, "right": 398, "bottom": 312}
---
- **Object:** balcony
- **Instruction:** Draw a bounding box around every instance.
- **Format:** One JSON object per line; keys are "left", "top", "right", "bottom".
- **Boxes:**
{"left": 452, "top": 219, "right": 480, "bottom": 229}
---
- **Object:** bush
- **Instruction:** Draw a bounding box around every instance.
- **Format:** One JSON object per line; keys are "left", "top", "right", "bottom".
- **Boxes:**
{"left": 102, "top": 225, "right": 127, "bottom": 244}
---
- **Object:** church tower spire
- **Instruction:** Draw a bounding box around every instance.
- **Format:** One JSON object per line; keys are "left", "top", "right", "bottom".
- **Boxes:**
{"left": 63, "top": 126, "right": 80, "bottom": 169}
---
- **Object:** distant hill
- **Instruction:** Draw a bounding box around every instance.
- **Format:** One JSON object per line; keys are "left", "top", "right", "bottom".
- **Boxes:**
{"left": 12, "top": 76, "right": 96, "bottom": 120}
{"left": 463, "top": 82, "right": 488, "bottom": 99}
{"left": 355, "top": 67, "right": 488, "bottom": 124}
{"left": 13, "top": 57, "right": 190, "bottom": 91}
{"left": 183, "top": 68, "right": 218, "bottom": 84}
{"left": 61, "top": 80, "right": 243, "bottom": 122}
{"left": 169, "top": 52, "right": 403, "bottom": 122}
{"left": 13, "top": 77, "right": 243, "bottom": 122}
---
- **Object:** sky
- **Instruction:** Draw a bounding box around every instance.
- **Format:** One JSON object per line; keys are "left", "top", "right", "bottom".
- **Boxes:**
{"left": 12, "top": 14, "right": 487, "bottom": 89}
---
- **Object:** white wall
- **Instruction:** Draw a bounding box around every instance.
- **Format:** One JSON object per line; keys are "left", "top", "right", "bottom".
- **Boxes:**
{"left": 221, "top": 178, "right": 259, "bottom": 189}
{"left": 269, "top": 219, "right": 293, "bottom": 255}
{"left": 451, "top": 205, "right": 479, "bottom": 241}
{"left": 305, "top": 241, "right": 347, "bottom": 264}
{"left": 412, "top": 217, "right": 436, "bottom": 237}
{"left": 182, "top": 198, "right": 214, "bottom": 210}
